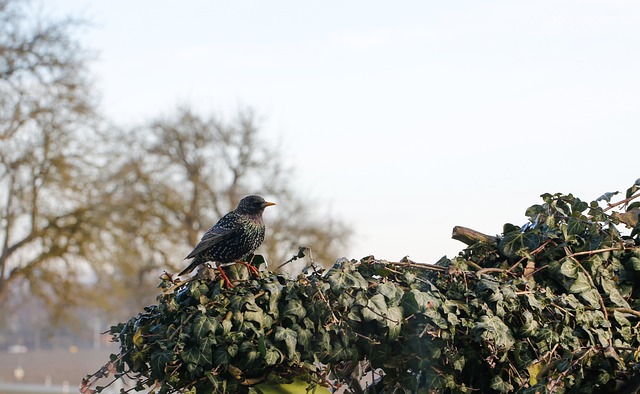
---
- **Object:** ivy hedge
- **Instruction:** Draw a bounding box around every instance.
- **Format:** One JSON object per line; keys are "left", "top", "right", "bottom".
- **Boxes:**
{"left": 84, "top": 180, "right": 640, "bottom": 393}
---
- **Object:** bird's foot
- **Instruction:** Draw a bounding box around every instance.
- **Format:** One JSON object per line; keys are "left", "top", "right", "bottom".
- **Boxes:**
{"left": 217, "top": 267, "right": 234, "bottom": 288}
{"left": 239, "top": 261, "right": 260, "bottom": 277}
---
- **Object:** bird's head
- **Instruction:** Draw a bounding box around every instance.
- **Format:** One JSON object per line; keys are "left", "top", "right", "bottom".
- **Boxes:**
{"left": 236, "top": 195, "right": 276, "bottom": 215}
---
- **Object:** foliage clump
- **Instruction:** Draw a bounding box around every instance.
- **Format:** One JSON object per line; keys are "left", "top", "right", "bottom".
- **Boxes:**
{"left": 84, "top": 180, "right": 640, "bottom": 393}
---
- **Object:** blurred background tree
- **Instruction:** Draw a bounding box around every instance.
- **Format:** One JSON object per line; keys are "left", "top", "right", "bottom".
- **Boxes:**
{"left": 0, "top": 0, "right": 351, "bottom": 347}
{"left": 0, "top": 0, "right": 105, "bottom": 327}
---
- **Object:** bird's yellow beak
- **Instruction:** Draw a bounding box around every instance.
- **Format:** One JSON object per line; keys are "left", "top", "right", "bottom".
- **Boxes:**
{"left": 262, "top": 201, "right": 276, "bottom": 208}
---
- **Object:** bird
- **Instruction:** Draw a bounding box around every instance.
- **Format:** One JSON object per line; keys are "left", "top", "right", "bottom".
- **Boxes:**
{"left": 179, "top": 195, "right": 276, "bottom": 286}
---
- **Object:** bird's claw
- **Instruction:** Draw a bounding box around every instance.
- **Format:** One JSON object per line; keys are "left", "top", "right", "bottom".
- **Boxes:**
{"left": 239, "top": 261, "right": 260, "bottom": 277}
{"left": 217, "top": 267, "right": 234, "bottom": 288}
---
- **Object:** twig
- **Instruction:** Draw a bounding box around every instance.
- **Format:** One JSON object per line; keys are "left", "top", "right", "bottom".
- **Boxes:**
{"left": 314, "top": 283, "right": 339, "bottom": 325}
{"left": 275, "top": 246, "right": 310, "bottom": 270}
{"left": 508, "top": 239, "right": 553, "bottom": 273}
{"left": 603, "top": 192, "right": 640, "bottom": 213}
{"left": 476, "top": 267, "right": 509, "bottom": 276}
{"left": 608, "top": 308, "right": 640, "bottom": 319}
{"left": 565, "top": 246, "right": 636, "bottom": 258}
{"left": 168, "top": 311, "right": 198, "bottom": 341}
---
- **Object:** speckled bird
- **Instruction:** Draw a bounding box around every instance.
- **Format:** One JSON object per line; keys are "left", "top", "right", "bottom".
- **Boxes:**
{"left": 179, "top": 195, "right": 276, "bottom": 280}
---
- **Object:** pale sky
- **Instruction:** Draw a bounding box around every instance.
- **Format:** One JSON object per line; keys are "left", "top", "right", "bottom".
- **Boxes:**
{"left": 49, "top": 1, "right": 639, "bottom": 265}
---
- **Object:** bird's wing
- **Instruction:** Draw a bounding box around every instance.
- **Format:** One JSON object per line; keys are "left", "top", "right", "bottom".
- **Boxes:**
{"left": 185, "top": 225, "right": 235, "bottom": 259}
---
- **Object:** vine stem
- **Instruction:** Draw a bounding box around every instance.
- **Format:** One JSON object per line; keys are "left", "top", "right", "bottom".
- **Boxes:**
{"left": 603, "top": 191, "right": 640, "bottom": 212}
{"left": 609, "top": 308, "right": 640, "bottom": 319}
{"left": 566, "top": 246, "right": 636, "bottom": 258}
{"left": 508, "top": 239, "right": 553, "bottom": 273}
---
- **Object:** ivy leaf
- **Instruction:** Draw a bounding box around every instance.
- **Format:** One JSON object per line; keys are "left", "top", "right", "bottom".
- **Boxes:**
{"left": 221, "top": 319, "right": 232, "bottom": 336}
{"left": 559, "top": 258, "right": 578, "bottom": 279}
{"left": 377, "top": 281, "right": 403, "bottom": 306}
{"left": 327, "top": 269, "right": 368, "bottom": 293}
{"left": 499, "top": 231, "right": 541, "bottom": 259}
{"left": 274, "top": 327, "right": 298, "bottom": 359}
{"left": 519, "top": 310, "right": 539, "bottom": 337}
{"left": 264, "top": 347, "right": 282, "bottom": 366}
{"left": 150, "top": 350, "right": 173, "bottom": 378}
{"left": 490, "top": 375, "right": 514, "bottom": 393}
{"left": 282, "top": 299, "right": 306, "bottom": 322}
{"left": 182, "top": 346, "right": 211, "bottom": 367}
{"left": 578, "top": 289, "right": 601, "bottom": 309}
{"left": 527, "top": 361, "right": 544, "bottom": 386}
{"left": 474, "top": 315, "right": 515, "bottom": 350}
{"left": 386, "top": 306, "right": 403, "bottom": 341}
{"left": 628, "top": 256, "right": 640, "bottom": 271}
{"left": 263, "top": 282, "right": 283, "bottom": 315}
{"left": 244, "top": 310, "right": 264, "bottom": 326}
{"left": 600, "top": 276, "right": 630, "bottom": 308}
{"left": 362, "top": 294, "right": 388, "bottom": 323}
{"left": 401, "top": 289, "right": 439, "bottom": 314}
{"left": 569, "top": 272, "right": 592, "bottom": 294}
{"left": 193, "top": 314, "right": 215, "bottom": 338}
{"left": 213, "top": 346, "right": 229, "bottom": 365}
{"left": 567, "top": 217, "right": 586, "bottom": 236}
{"left": 293, "top": 325, "right": 312, "bottom": 350}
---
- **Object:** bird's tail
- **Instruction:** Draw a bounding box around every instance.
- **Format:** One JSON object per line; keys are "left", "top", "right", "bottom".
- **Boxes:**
{"left": 178, "top": 258, "right": 200, "bottom": 277}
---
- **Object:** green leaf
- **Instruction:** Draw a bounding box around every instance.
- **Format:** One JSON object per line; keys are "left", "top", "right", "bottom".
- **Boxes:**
{"left": 182, "top": 346, "right": 211, "bottom": 367}
{"left": 559, "top": 258, "right": 578, "bottom": 279}
{"left": 600, "top": 276, "right": 630, "bottom": 308}
{"left": 244, "top": 310, "right": 264, "bottom": 326}
{"left": 519, "top": 310, "right": 539, "bottom": 337}
{"left": 198, "top": 334, "right": 216, "bottom": 352}
{"left": 578, "top": 289, "right": 601, "bottom": 309}
{"left": 254, "top": 378, "right": 332, "bottom": 394}
{"left": 473, "top": 315, "right": 515, "bottom": 350}
{"left": 569, "top": 272, "right": 592, "bottom": 294}
{"left": 387, "top": 306, "right": 403, "bottom": 341}
{"left": 377, "top": 281, "right": 403, "bottom": 305}
{"left": 264, "top": 347, "right": 282, "bottom": 366}
{"left": 628, "top": 257, "right": 640, "bottom": 271}
{"left": 282, "top": 299, "right": 306, "bottom": 322}
{"left": 227, "top": 343, "right": 238, "bottom": 357}
{"left": 263, "top": 282, "right": 283, "bottom": 315}
{"left": 274, "top": 327, "right": 298, "bottom": 359}
{"left": 499, "top": 231, "right": 541, "bottom": 259}
{"left": 362, "top": 294, "right": 388, "bottom": 323}
{"left": 221, "top": 319, "right": 233, "bottom": 336}
{"left": 293, "top": 325, "right": 312, "bottom": 350}
{"left": 150, "top": 350, "right": 173, "bottom": 377}
{"left": 567, "top": 217, "right": 586, "bottom": 236}
{"left": 193, "top": 314, "right": 216, "bottom": 338}
{"left": 327, "top": 269, "right": 368, "bottom": 292}
{"left": 525, "top": 204, "right": 546, "bottom": 218}
{"left": 401, "top": 289, "right": 439, "bottom": 314}
{"left": 213, "top": 346, "right": 230, "bottom": 365}
{"left": 490, "top": 375, "right": 514, "bottom": 393}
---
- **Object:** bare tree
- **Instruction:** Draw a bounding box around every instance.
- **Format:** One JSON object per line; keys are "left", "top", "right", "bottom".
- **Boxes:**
{"left": 0, "top": 0, "right": 107, "bottom": 324}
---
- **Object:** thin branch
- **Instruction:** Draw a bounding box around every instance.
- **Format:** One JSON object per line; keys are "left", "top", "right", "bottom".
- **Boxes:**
{"left": 566, "top": 246, "right": 636, "bottom": 258}
{"left": 604, "top": 192, "right": 640, "bottom": 213}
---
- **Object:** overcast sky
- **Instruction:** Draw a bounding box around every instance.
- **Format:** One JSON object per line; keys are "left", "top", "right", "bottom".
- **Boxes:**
{"left": 49, "top": 1, "right": 640, "bottom": 265}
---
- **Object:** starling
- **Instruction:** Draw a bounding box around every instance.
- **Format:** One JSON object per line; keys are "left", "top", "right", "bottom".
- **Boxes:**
{"left": 179, "top": 195, "right": 276, "bottom": 283}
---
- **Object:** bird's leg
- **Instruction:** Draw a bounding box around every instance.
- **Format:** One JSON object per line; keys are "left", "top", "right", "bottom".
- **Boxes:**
{"left": 238, "top": 258, "right": 260, "bottom": 277}
{"left": 217, "top": 266, "right": 234, "bottom": 288}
